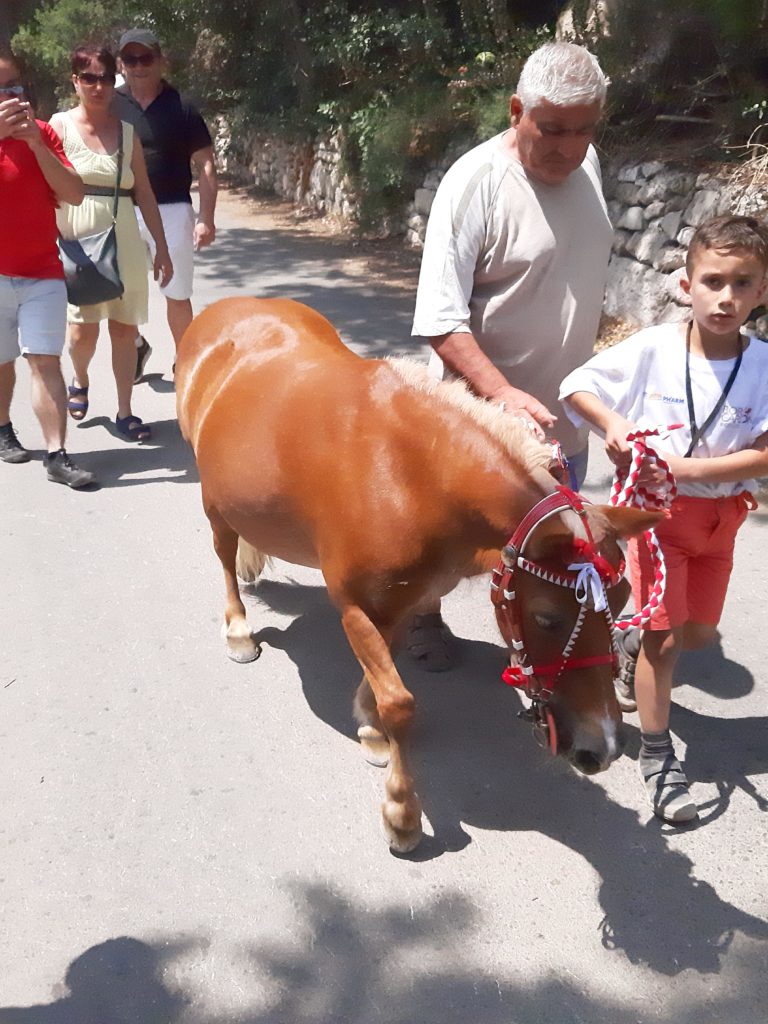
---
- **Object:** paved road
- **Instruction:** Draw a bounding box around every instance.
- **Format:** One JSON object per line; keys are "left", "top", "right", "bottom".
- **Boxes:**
{"left": 2, "top": 190, "right": 767, "bottom": 1023}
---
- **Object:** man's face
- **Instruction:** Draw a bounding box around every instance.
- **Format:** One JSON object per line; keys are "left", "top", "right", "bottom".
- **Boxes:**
{"left": 119, "top": 44, "right": 164, "bottom": 90}
{"left": 681, "top": 248, "right": 768, "bottom": 337}
{"left": 510, "top": 96, "right": 602, "bottom": 185}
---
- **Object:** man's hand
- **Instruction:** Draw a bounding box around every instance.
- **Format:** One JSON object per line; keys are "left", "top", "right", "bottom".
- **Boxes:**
{"left": 193, "top": 220, "right": 215, "bottom": 250}
{"left": 0, "top": 98, "right": 31, "bottom": 141}
{"left": 153, "top": 248, "right": 174, "bottom": 288}
{"left": 490, "top": 383, "right": 556, "bottom": 440}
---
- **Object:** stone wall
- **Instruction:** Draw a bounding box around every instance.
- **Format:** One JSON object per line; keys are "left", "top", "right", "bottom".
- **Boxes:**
{"left": 218, "top": 124, "right": 360, "bottom": 222}
{"left": 220, "top": 123, "right": 767, "bottom": 330}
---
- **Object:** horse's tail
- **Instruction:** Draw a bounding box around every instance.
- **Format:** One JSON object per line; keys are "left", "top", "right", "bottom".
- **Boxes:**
{"left": 236, "top": 538, "right": 270, "bottom": 582}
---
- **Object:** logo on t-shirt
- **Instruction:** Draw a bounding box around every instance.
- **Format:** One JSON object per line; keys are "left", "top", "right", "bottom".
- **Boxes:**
{"left": 645, "top": 391, "right": 685, "bottom": 405}
{"left": 720, "top": 404, "right": 752, "bottom": 425}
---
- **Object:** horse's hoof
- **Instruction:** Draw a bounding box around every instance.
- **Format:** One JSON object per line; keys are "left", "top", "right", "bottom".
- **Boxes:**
{"left": 382, "top": 819, "right": 423, "bottom": 855}
{"left": 357, "top": 725, "right": 390, "bottom": 767}
{"left": 225, "top": 638, "right": 262, "bottom": 663}
{"left": 381, "top": 800, "right": 423, "bottom": 854}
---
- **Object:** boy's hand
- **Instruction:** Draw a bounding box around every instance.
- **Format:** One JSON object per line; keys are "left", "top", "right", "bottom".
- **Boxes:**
{"left": 604, "top": 413, "right": 637, "bottom": 468}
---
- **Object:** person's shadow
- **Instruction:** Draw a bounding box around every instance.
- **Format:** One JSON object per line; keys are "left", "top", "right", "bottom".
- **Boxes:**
{"left": 242, "top": 575, "right": 768, "bottom": 976}
{"left": 0, "top": 937, "right": 195, "bottom": 1023}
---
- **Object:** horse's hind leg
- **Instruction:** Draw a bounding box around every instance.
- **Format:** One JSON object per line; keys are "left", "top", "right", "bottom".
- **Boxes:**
{"left": 353, "top": 678, "right": 390, "bottom": 767}
{"left": 207, "top": 505, "right": 262, "bottom": 664}
{"left": 342, "top": 605, "right": 422, "bottom": 853}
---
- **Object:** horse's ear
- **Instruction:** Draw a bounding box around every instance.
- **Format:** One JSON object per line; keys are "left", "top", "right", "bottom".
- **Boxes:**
{"left": 595, "top": 505, "right": 666, "bottom": 539}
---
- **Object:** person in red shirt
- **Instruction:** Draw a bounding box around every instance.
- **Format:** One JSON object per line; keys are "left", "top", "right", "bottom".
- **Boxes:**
{"left": 0, "top": 48, "right": 95, "bottom": 487}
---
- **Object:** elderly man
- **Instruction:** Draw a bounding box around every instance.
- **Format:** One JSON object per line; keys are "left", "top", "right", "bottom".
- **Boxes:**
{"left": 409, "top": 41, "right": 613, "bottom": 669}
{"left": 113, "top": 28, "right": 217, "bottom": 379}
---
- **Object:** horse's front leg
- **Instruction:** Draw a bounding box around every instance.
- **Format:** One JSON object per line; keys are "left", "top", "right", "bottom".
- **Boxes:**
{"left": 342, "top": 605, "right": 422, "bottom": 853}
{"left": 207, "top": 504, "right": 261, "bottom": 663}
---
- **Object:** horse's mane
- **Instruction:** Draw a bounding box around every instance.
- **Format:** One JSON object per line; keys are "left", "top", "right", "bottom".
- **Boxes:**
{"left": 385, "top": 357, "right": 555, "bottom": 476}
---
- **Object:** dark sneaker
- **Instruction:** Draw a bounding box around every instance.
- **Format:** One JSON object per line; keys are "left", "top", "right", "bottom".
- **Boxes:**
{"left": 0, "top": 422, "right": 30, "bottom": 464}
{"left": 134, "top": 335, "right": 152, "bottom": 383}
{"left": 614, "top": 625, "right": 640, "bottom": 712}
{"left": 44, "top": 449, "right": 95, "bottom": 489}
{"left": 406, "top": 612, "right": 457, "bottom": 672}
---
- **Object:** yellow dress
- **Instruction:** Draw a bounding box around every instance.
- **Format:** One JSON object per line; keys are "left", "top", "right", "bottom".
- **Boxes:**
{"left": 54, "top": 111, "right": 149, "bottom": 325}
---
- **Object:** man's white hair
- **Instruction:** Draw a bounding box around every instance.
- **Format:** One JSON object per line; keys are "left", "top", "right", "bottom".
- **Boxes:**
{"left": 516, "top": 42, "right": 607, "bottom": 109}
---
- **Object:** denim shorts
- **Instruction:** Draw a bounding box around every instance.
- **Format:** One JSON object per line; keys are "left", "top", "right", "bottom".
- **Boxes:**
{"left": 0, "top": 274, "right": 67, "bottom": 363}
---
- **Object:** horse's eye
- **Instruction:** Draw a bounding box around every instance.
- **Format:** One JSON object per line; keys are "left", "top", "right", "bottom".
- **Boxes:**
{"left": 533, "top": 612, "right": 563, "bottom": 631}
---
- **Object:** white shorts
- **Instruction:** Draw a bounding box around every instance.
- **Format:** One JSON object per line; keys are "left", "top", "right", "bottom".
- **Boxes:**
{"left": 0, "top": 275, "right": 67, "bottom": 363}
{"left": 137, "top": 202, "right": 195, "bottom": 301}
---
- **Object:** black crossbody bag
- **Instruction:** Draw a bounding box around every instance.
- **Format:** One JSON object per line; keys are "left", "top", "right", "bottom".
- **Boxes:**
{"left": 58, "top": 124, "right": 125, "bottom": 307}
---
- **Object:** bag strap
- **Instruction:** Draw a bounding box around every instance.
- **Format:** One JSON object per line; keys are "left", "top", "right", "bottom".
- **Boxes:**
{"left": 111, "top": 123, "right": 124, "bottom": 225}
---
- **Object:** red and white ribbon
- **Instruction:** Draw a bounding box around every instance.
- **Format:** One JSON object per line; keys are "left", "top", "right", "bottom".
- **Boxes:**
{"left": 609, "top": 427, "right": 678, "bottom": 631}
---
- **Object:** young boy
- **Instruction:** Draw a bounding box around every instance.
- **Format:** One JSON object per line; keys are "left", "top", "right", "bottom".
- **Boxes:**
{"left": 558, "top": 214, "right": 768, "bottom": 823}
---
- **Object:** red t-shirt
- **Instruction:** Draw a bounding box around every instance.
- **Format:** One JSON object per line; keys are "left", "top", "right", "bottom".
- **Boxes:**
{"left": 0, "top": 121, "right": 73, "bottom": 279}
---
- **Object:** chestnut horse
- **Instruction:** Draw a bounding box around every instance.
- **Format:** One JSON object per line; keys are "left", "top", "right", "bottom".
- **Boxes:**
{"left": 177, "top": 298, "right": 661, "bottom": 853}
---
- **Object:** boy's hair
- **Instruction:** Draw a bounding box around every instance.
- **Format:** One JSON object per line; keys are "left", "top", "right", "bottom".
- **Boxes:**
{"left": 686, "top": 214, "right": 768, "bottom": 275}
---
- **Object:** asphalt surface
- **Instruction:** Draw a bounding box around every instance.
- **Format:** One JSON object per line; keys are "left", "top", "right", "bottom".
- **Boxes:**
{"left": 1, "top": 190, "right": 767, "bottom": 1023}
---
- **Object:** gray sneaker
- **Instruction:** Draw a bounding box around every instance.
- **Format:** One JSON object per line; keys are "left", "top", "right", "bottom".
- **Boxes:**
{"left": 638, "top": 753, "right": 698, "bottom": 823}
{"left": 0, "top": 422, "right": 30, "bottom": 464}
{"left": 614, "top": 625, "right": 639, "bottom": 712}
{"left": 44, "top": 449, "right": 96, "bottom": 489}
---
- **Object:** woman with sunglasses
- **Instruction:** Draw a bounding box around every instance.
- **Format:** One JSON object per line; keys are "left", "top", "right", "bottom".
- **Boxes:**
{"left": 49, "top": 45, "right": 172, "bottom": 443}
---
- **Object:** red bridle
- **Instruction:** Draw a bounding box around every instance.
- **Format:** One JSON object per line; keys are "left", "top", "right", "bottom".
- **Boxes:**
{"left": 490, "top": 486, "right": 624, "bottom": 753}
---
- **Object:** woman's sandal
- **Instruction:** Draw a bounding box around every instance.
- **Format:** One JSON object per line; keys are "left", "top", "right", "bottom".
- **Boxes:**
{"left": 67, "top": 383, "right": 89, "bottom": 421}
{"left": 115, "top": 414, "right": 152, "bottom": 443}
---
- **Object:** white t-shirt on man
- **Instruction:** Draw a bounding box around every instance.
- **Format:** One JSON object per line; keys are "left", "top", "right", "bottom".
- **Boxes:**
{"left": 559, "top": 322, "right": 768, "bottom": 498}
{"left": 412, "top": 132, "right": 613, "bottom": 455}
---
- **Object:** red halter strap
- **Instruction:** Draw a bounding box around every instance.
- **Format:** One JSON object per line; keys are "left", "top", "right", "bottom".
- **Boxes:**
{"left": 491, "top": 487, "right": 622, "bottom": 725}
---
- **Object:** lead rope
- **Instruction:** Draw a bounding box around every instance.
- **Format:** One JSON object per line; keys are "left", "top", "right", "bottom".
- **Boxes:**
{"left": 608, "top": 427, "right": 677, "bottom": 631}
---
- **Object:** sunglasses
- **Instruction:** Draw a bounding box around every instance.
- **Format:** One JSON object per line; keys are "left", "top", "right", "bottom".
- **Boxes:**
{"left": 0, "top": 84, "right": 25, "bottom": 96}
{"left": 121, "top": 53, "right": 156, "bottom": 67}
{"left": 77, "top": 72, "right": 116, "bottom": 86}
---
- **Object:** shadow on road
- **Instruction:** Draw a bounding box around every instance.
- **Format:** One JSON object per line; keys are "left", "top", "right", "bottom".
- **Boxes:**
{"left": 196, "top": 226, "right": 425, "bottom": 359}
{"left": 3, "top": 891, "right": 767, "bottom": 1024}
{"left": 244, "top": 577, "right": 768, "bottom": 978}
{"left": 72, "top": 417, "right": 198, "bottom": 487}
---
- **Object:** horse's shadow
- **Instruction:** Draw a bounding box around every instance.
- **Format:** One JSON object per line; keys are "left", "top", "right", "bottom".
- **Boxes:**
{"left": 246, "top": 576, "right": 768, "bottom": 977}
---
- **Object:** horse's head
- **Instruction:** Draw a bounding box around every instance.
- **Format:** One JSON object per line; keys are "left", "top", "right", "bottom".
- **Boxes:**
{"left": 492, "top": 490, "right": 664, "bottom": 774}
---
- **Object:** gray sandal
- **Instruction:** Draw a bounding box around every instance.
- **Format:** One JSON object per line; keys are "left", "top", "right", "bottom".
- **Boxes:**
{"left": 639, "top": 753, "right": 698, "bottom": 823}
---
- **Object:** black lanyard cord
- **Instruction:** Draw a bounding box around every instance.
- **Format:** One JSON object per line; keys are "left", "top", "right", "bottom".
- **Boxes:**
{"left": 684, "top": 321, "right": 743, "bottom": 458}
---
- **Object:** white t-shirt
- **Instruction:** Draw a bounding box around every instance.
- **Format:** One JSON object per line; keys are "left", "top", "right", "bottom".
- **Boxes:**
{"left": 559, "top": 323, "right": 768, "bottom": 498}
{"left": 411, "top": 132, "right": 613, "bottom": 455}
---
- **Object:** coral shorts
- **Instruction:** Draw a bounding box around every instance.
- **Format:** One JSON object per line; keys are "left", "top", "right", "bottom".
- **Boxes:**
{"left": 628, "top": 493, "right": 754, "bottom": 631}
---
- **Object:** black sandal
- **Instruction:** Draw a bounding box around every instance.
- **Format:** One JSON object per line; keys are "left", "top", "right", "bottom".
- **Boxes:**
{"left": 67, "top": 383, "right": 89, "bottom": 421}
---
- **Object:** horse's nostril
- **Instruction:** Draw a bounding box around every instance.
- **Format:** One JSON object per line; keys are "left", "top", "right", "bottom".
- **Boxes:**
{"left": 572, "top": 749, "right": 603, "bottom": 775}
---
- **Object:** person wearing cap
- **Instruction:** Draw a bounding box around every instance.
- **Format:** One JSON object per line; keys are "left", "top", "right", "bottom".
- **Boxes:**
{"left": 113, "top": 28, "right": 217, "bottom": 381}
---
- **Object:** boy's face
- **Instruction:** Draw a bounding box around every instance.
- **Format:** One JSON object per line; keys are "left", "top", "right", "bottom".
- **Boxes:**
{"left": 681, "top": 247, "right": 768, "bottom": 336}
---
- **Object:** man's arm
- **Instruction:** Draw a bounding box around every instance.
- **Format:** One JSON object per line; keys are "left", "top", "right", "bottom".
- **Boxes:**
{"left": 16, "top": 111, "right": 84, "bottom": 205}
{"left": 191, "top": 145, "right": 217, "bottom": 249}
{"left": 433, "top": 330, "right": 556, "bottom": 430}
